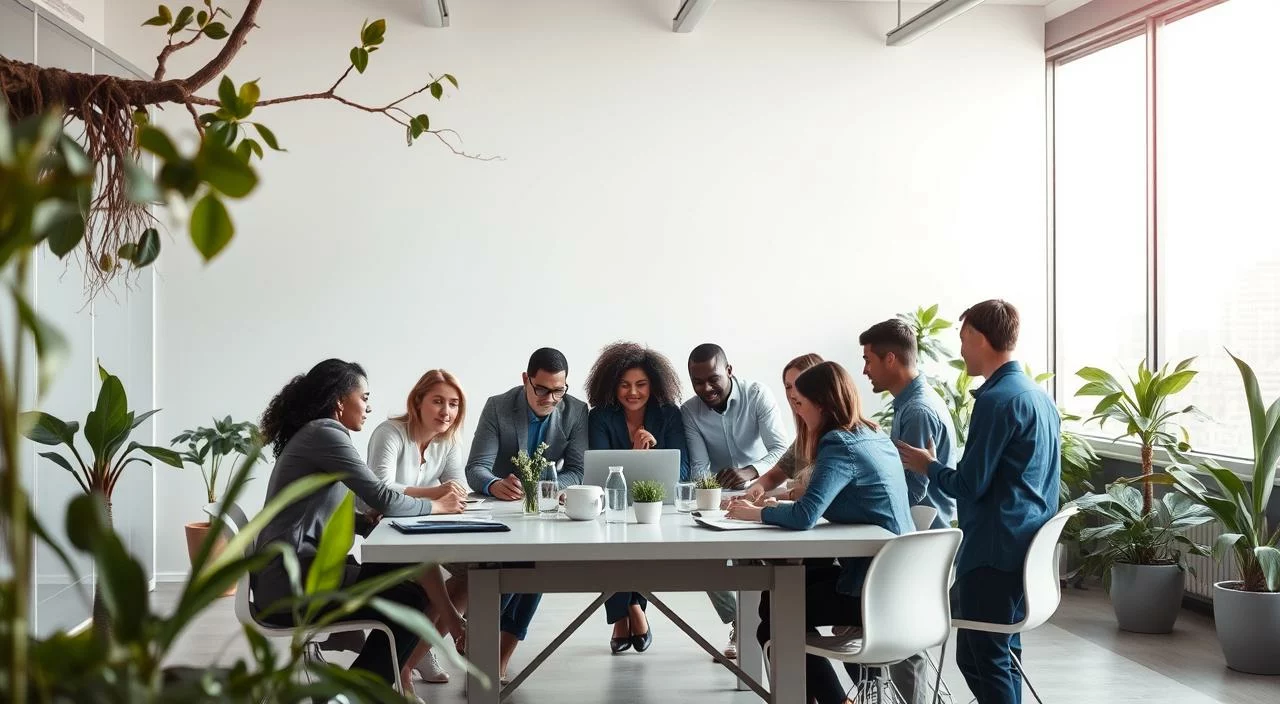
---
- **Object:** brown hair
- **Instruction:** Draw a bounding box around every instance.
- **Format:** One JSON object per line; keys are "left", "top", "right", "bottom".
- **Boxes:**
{"left": 859, "top": 319, "right": 918, "bottom": 368}
{"left": 395, "top": 369, "right": 466, "bottom": 445}
{"left": 960, "top": 299, "right": 1020, "bottom": 352}
{"left": 783, "top": 353, "right": 824, "bottom": 468}
{"left": 793, "top": 361, "right": 877, "bottom": 467}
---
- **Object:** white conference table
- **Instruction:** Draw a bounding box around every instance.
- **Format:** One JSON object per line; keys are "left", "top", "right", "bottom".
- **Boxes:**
{"left": 362, "top": 500, "right": 895, "bottom": 704}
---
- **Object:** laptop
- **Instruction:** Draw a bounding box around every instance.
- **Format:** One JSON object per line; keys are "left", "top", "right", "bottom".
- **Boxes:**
{"left": 583, "top": 449, "right": 682, "bottom": 505}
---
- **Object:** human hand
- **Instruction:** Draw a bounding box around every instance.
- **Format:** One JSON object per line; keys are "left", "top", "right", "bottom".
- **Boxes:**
{"left": 894, "top": 438, "right": 936, "bottom": 475}
{"left": 431, "top": 492, "right": 466, "bottom": 514}
{"left": 716, "top": 466, "right": 759, "bottom": 490}
{"left": 442, "top": 480, "right": 468, "bottom": 498}
{"left": 743, "top": 483, "right": 768, "bottom": 503}
{"left": 632, "top": 427, "right": 657, "bottom": 450}
{"left": 491, "top": 474, "right": 524, "bottom": 501}
{"left": 725, "top": 501, "right": 763, "bottom": 522}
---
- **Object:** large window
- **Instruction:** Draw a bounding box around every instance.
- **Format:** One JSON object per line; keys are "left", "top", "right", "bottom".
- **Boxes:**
{"left": 1052, "top": 0, "right": 1280, "bottom": 460}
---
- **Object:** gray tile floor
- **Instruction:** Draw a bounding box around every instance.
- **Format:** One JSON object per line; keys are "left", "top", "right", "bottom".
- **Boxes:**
{"left": 156, "top": 582, "right": 1278, "bottom": 703}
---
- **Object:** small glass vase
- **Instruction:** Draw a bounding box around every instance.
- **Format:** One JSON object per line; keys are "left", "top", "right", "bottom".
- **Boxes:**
{"left": 522, "top": 480, "right": 539, "bottom": 515}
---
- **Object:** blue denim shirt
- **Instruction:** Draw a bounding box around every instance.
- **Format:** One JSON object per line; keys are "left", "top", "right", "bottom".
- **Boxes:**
{"left": 587, "top": 403, "right": 691, "bottom": 480}
{"left": 892, "top": 376, "right": 958, "bottom": 529}
{"left": 761, "top": 427, "right": 913, "bottom": 596}
{"left": 927, "top": 361, "right": 1061, "bottom": 577}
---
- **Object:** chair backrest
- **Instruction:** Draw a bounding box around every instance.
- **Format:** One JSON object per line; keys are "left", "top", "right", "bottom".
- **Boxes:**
{"left": 859, "top": 528, "right": 963, "bottom": 664}
{"left": 1020, "top": 505, "right": 1079, "bottom": 630}
{"left": 204, "top": 502, "right": 257, "bottom": 627}
{"left": 910, "top": 505, "right": 939, "bottom": 532}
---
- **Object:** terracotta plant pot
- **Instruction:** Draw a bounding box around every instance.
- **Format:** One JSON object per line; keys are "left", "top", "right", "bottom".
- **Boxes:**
{"left": 185, "top": 520, "right": 236, "bottom": 597}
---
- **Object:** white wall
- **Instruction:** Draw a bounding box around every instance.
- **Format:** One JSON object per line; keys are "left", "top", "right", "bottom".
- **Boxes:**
{"left": 110, "top": 0, "right": 1049, "bottom": 579}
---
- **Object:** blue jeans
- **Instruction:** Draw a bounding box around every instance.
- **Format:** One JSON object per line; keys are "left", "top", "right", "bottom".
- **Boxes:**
{"left": 500, "top": 593, "right": 542, "bottom": 641}
{"left": 952, "top": 567, "right": 1025, "bottom": 704}
{"left": 604, "top": 592, "right": 647, "bottom": 624}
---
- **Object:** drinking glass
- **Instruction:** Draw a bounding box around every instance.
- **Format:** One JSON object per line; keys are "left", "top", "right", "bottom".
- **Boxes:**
{"left": 675, "top": 481, "right": 697, "bottom": 513}
{"left": 537, "top": 480, "right": 559, "bottom": 518}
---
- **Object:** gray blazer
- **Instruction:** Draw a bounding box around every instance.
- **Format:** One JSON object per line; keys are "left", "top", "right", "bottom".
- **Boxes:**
{"left": 464, "top": 385, "right": 589, "bottom": 493}
{"left": 252, "top": 418, "right": 431, "bottom": 609}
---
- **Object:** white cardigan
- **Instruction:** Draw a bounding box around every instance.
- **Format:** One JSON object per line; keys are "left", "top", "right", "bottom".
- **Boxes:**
{"left": 365, "top": 418, "right": 465, "bottom": 492}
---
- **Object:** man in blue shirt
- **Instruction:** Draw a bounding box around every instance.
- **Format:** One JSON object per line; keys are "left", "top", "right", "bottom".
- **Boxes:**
{"left": 897, "top": 300, "right": 1060, "bottom": 704}
{"left": 860, "top": 318, "right": 958, "bottom": 704}
{"left": 464, "top": 347, "right": 589, "bottom": 683}
{"left": 682, "top": 343, "right": 791, "bottom": 660}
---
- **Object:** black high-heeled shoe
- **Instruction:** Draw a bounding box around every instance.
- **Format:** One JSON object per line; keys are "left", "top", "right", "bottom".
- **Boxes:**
{"left": 610, "top": 636, "right": 633, "bottom": 654}
{"left": 630, "top": 629, "right": 652, "bottom": 652}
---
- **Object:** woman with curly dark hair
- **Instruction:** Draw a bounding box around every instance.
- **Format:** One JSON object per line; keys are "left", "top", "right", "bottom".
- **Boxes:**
{"left": 254, "top": 359, "right": 455, "bottom": 695}
{"left": 584, "top": 341, "right": 689, "bottom": 654}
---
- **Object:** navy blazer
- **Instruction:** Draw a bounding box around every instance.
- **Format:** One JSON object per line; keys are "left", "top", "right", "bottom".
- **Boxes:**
{"left": 587, "top": 403, "right": 691, "bottom": 481}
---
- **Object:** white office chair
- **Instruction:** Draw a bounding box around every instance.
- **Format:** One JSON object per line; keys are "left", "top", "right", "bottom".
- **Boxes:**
{"left": 910, "top": 505, "right": 939, "bottom": 532}
{"left": 802, "top": 528, "right": 964, "bottom": 703}
{"left": 203, "top": 503, "right": 406, "bottom": 695}
{"left": 950, "top": 505, "right": 1079, "bottom": 704}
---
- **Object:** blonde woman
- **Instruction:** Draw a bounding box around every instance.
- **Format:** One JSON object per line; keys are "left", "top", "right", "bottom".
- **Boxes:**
{"left": 366, "top": 369, "right": 469, "bottom": 684}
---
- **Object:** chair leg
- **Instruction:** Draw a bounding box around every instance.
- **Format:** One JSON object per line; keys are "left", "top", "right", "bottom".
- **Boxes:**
{"left": 1009, "top": 650, "right": 1043, "bottom": 704}
{"left": 932, "top": 642, "right": 947, "bottom": 704}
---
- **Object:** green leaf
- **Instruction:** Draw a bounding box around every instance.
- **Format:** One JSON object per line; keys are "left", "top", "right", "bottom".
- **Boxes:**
{"left": 19, "top": 411, "right": 74, "bottom": 446}
{"left": 1257, "top": 546, "right": 1280, "bottom": 592}
{"left": 84, "top": 371, "right": 128, "bottom": 459}
{"left": 1154, "top": 369, "right": 1197, "bottom": 398}
{"left": 203, "top": 21, "right": 228, "bottom": 39}
{"left": 134, "top": 228, "right": 161, "bottom": 266}
{"left": 134, "top": 443, "right": 185, "bottom": 468}
{"left": 430, "top": 82, "right": 443, "bottom": 100}
{"left": 142, "top": 14, "right": 169, "bottom": 27}
{"left": 415, "top": 113, "right": 430, "bottom": 132}
{"left": 1075, "top": 380, "right": 1118, "bottom": 398}
{"left": 197, "top": 9, "right": 208, "bottom": 26}
{"left": 1077, "top": 367, "right": 1120, "bottom": 386}
{"left": 252, "top": 123, "right": 283, "bottom": 151}
{"left": 361, "top": 18, "right": 386, "bottom": 46}
{"left": 306, "top": 492, "right": 355, "bottom": 596}
{"left": 170, "top": 5, "right": 195, "bottom": 34}
{"left": 238, "top": 79, "right": 260, "bottom": 110}
{"left": 197, "top": 139, "right": 257, "bottom": 197}
{"left": 190, "top": 194, "right": 234, "bottom": 260}
{"left": 217, "top": 75, "right": 241, "bottom": 116}
{"left": 65, "top": 493, "right": 107, "bottom": 551}
{"left": 1213, "top": 532, "right": 1245, "bottom": 562}
{"left": 444, "top": 73, "right": 458, "bottom": 88}
{"left": 350, "top": 47, "right": 369, "bottom": 74}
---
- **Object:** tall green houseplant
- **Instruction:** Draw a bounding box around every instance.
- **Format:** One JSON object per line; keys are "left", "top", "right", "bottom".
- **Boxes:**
{"left": 1075, "top": 358, "right": 1202, "bottom": 514}
{"left": 1159, "top": 352, "right": 1280, "bottom": 674}
{"left": 172, "top": 416, "right": 264, "bottom": 504}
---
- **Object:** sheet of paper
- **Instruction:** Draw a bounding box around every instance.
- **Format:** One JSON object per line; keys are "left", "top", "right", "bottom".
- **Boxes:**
{"left": 691, "top": 510, "right": 777, "bottom": 531}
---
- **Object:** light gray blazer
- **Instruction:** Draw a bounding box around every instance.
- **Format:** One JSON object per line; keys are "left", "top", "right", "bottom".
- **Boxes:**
{"left": 252, "top": 418, "right": 431, "bottom": 609}
{"left": 464, "top": 385, "right": 588, "bottom": 493}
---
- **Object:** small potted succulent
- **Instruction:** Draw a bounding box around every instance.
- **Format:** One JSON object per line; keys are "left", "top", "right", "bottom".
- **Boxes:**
{"left": 695, "top": 474, "right": 722, "bottom": 511}
{"left": 631, "top": 480, "right": 665, "bottom": 524}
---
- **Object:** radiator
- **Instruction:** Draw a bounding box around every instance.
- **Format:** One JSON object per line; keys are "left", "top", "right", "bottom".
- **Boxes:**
{"left": 1185, "top": 521, "right": 1238, "bottom": 600}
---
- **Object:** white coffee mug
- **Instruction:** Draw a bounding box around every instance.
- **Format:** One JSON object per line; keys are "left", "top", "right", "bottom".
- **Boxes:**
{"left": 563, "top": 485, "right": 605, "bottom": 520}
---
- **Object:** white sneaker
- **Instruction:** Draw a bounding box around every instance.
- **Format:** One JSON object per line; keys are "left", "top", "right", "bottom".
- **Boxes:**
{"left": 413, "top": 649, "right": 450, "bottom": 684}
{"left": 723, "top": 624, "right": 738, "bottom": 659}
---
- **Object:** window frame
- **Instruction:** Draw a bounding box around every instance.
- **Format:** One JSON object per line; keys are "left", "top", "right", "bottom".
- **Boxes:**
{"left": 1047, "top": 0, "right": 1275, "bottom": 482}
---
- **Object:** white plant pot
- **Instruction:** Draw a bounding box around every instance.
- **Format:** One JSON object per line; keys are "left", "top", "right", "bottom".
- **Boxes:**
{"left": 633, "top": 501, "right": 663, "bottom": 524}
{"left": 1214, "top": 581, "right": 1280, "bottom": 675}
{"left": 696, "top": 488, "right": 722, "bottom": 511}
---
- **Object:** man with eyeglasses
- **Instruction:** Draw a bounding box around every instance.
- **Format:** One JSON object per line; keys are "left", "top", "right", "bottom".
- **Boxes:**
{"left": 462, "top": 347, "right": 588, "bottom": 682}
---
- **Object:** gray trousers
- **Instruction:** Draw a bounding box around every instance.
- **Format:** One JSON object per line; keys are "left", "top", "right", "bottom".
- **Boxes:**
{"left": 888, "top": 653, "right": 929, "bottom": 704}
{"left": 707, "top": 590, "right": 737, "bottom": 625}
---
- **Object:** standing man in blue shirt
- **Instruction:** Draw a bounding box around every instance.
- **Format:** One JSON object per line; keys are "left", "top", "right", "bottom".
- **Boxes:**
{"left": 860, "top": 318, "right": 958, "bottom": 704}
{"left": 896, "top": 300, "right": 1060, "bottom": 704}
{"left": 682, "top": 343, "right": 791, "bottom": 660}
{"left": 464, "top": 347, "right": 589, "bottom": 683}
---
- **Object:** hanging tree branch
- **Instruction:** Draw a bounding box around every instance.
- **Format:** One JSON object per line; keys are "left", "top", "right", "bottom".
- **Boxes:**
{"left": 0, "top": 0, "right": 494, "bottom": 297}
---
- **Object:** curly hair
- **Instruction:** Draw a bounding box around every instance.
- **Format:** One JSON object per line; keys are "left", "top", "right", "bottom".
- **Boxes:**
{"left": 584, "top": 342, "right": 683, "bottom": 409}
{"left": 261, "top": 359, "right": 367, "bottom": 457}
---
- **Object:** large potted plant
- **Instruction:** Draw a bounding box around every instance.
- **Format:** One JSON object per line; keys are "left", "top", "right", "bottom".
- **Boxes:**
{"left": 172, "top": 416, "right": 264, "bottom": 574}
{"left": 1160, "top": 353, "right": 1280, "bottom": 674}
{"left": 1071, "top": 484, "right": 1213, "bottom": 632}
{"left": 1073, "top": 358, "right": 1206, "bottom": 631}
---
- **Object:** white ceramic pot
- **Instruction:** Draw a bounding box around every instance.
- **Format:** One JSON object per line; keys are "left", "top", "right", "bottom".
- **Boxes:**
{"left": 696, "top": 488, "right": 722, "bottom": 511}
{"left": 633, "top": 501, "right": 662, "bottom": 524}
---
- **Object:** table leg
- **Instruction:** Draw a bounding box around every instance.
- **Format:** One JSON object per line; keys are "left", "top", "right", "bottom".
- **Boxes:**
{"left": 738, "top": 590, "right": 763, "bottom": 692}
{"left": 467, "top": 567, "right": 501, "bottom": 704}
{"left": 770, "top": 564, "right": 805, "bottom": 704}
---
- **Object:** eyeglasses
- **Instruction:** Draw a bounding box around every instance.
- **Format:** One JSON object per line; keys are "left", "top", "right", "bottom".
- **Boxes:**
{"left": 529, "top": 382, "right": 569, "bottom": 399}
